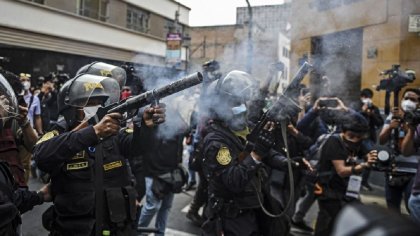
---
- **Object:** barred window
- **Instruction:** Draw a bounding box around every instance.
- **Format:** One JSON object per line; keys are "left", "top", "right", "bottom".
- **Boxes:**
{"left": 126, "top": 6, "right": 150, "bottom": 33}
{"left": 77, "top": 0, "right": 109, "bottom": 22}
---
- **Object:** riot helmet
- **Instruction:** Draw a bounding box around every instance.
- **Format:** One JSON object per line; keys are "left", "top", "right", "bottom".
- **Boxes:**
{"left": 58, "top": 74, "right": 120, "bottom": 128}
{"left": 0, "top": 73, "right": 18, "bottom": 131}
{"left": 76, "top": 62, "right": 127, "bottom": 90}
{"left": 209, "top": 70, "right": 257, "bottom": 131}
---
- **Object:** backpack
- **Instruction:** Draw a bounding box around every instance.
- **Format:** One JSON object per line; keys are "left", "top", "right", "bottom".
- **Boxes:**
{"left": 309, "top": 133, "right": 350, "bottom": 199}
{"left": 304, "top": 133, "right": 335, "bottom": 191}
{"left": 0, "top": 161, "right": 20, "bottom": 235}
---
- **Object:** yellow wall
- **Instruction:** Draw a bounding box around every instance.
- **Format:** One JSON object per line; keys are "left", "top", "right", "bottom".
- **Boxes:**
{"left": 291, "top": 0, "right": 420, "bottom": 109}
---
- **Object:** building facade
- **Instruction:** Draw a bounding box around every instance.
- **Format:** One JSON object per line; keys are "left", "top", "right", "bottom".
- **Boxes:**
{"left": 0, "top": 0, "right": 190, "bottom": 82}
{"left": 290, "top": 0, "right": 420, "bottom": 107}
{"left": 189, "top": 3, "right": 291, "bottom": 82}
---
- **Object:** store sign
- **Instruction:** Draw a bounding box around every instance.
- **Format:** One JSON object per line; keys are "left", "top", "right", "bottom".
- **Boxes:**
{"left": 166, "top": 33, "right": 182, "bottom": 65}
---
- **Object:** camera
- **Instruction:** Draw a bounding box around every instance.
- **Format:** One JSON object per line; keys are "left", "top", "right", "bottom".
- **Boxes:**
{"left": 404, "top": 109, "right": 420, "bottom": 126}
{"left": 371, "top": 147, "right": 418, "bottom": 174}
{"left": 371, "top": 149, "right": 392, "bottom": 172}
{"left": 376, "top": 65, "right": 416, "bottom": 92}
{"left": 318, "top": 98, "right": 338, "bottom": 108}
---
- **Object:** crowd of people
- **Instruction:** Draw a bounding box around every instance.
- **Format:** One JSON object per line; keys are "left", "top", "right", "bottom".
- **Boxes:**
{"left": 1, "top": 60, "right": 420, "bottom": 236}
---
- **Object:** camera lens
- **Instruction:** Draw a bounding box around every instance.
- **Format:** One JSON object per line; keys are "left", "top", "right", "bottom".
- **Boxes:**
{"left": 378, "top": 150, "right": 390, "bottom": 162}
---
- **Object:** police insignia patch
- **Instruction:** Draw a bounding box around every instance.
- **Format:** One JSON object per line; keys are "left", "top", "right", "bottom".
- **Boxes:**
{"left": 125, "top": 128, "right": 133, "bottom": 133}
{"left": 216, "top": 147, "right": 232, "bottom": 165}
{"left": 36, "top": 130, "right": 59, "bottom": 144}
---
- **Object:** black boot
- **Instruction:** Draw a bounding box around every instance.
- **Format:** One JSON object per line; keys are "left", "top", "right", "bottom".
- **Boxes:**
{"left": 186, "top": 210, "right": 204, "bottom": 227}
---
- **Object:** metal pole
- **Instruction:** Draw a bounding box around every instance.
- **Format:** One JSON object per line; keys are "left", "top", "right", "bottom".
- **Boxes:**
{"left": 246, "top": 0, "right": 253, "bottom": 74}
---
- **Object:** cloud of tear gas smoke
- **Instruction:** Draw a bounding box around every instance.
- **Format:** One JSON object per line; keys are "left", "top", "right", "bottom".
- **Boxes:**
{"left": 287, "top": 1, "right": 393, "bottom": 105}
{"left": 131, "top": 53, "right": 201, "bottom": 140}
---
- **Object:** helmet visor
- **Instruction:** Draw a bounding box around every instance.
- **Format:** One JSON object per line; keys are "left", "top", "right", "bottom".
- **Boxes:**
{"left": 65, "top": 74, "right": 120, "bottom": 108}
{"left": 77, "top": 62, "right": 127, "bottom": 89}
{"left": 0, "top": 74, "right": 19, "bottom": 120}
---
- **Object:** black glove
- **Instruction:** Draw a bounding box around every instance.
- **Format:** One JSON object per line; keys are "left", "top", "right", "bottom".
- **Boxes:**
{"left": 253, "top": 129, "right": 275, "bottom": 158}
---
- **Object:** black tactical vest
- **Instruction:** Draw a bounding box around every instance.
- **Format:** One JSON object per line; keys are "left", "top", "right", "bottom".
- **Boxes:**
{"left": 48, "top": 125, "right": 137, "bottom": 236}
{"left": 204, "top": 122, "right": 262, "bottom": 210}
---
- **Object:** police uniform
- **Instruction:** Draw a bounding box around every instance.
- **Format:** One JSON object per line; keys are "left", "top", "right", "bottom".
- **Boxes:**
{"left": 33, "top": 120, "right": 142, "bottom": 236}
{"left": 201, "top": 120, "right": 265, "bottom": 236}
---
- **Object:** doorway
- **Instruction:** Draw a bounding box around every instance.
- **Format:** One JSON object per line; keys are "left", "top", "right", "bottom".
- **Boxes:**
{"left": 310, "top": 28, "right": 363, "bottom": 103}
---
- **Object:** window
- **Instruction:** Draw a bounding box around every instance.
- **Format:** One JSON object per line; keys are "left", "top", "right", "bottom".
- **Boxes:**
{"left": 127, "top": 6, "right": 150, "bottom": 33}
{"left": 78, "top": 0, "right": 109, "bottom": 22}
{"left": 282, "top": 47, "right": 290, "bottom": 59}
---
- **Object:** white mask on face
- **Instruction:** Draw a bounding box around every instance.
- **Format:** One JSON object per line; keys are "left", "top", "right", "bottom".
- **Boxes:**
{"left": 83, "top": 105, "right": 101, "bottom": 120}
{"left": 361, "top": 98, "right": 372, "bottom": 104}
{"left": 401, "top": 99, "right": 417, "bottom": 112}
{"left": 22, "top": 81, "right": 31, "bottom": 91}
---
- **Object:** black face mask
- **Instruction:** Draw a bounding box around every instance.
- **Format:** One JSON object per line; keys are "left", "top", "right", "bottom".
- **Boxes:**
{"left": 342, "top": 137, "right": 361, "bottom": 152}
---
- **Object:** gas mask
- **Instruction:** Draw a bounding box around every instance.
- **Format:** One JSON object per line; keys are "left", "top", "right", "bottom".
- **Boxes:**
{"left": 22, "top": 81, "right": 31, "bottom": 91}
{"left": 83, "top": 105, "right": 101, "bottom": 121}
{"left": 228, "top": 104, "right": 248, "bottom": 132}
{"left": 401, "top": 100, "right": 417, "bottom": 112}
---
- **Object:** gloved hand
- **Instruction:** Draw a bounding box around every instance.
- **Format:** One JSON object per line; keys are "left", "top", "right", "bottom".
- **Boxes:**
{"left": 93, "top": 113, "right": 121, "bottom": 139}
{"left": 252, "top": 121, "right": 276, "bottom": 159}
{"left": 143, "top": 103, "right": 166, "bottom": 127}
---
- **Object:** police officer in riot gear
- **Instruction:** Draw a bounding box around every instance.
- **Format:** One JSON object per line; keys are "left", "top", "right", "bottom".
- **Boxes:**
{"left": 201, "top": 71, "right": 276, "bottom": 236}
{"left": 33, "top": 73, "right": 165, "bottom": 236}
{"left": 76, "top": 61, "right": 127, "bottom": 90}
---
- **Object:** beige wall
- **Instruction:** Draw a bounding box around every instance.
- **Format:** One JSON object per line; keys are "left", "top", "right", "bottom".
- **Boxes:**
{"left": 190, "top": 25, "right": 242, "bottom": 73}
{"left": 190, "top": 25, "right": 279, "bottom": 79}
{"left": 291, "top": 0, "right": 387, "bottom": 40}
{"left": 291, "top": 0, "right": 420, "bottom": 108}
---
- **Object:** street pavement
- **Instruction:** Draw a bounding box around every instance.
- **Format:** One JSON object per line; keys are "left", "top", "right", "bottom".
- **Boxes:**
{"left": 21, "top": 170, "right": 398, "bottom": 236}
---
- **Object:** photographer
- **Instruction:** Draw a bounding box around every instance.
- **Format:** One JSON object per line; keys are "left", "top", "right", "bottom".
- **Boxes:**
{"left": 19, "top": 73, "right": 43, "bottom": 136}
{"left": 401, "top": 93, "right": 420, "bottom": 224}
{"left": 37, "top": 75, "right": 58, "bottom": 132}
{"left": 354, "top": 88, "right": 384, "bottom": 190}
{"left": 292, "top": 96, "right": 353, "bottom": 232}
{"left": 378, "top": 88, "right": 420, "bottom": 213}
{"left": 314, "top": 113, "right": 377, "bottom": 236}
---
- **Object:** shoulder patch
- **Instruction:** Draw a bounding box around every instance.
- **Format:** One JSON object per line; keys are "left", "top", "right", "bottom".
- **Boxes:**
{"left": 36, "top": 130, "right": 59, "bottom": 144}
{"left": 125, "top": 128, "right": 133, "bottom": 134}
{"left": 216, "top": 147, "right": 232, "bottom": 165}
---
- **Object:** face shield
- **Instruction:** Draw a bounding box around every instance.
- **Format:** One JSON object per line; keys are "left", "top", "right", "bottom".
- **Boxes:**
{"left": 0, "top": 74, "right": 19, "bottom": 125}
{"left": 218, "top": 70, "right": 257, "bottom": 101}
{"left": 65, "top": 74, "right": 120, "bottom": 109}
{"left": 76, "top": 62, "right": 127, "bottom": 90}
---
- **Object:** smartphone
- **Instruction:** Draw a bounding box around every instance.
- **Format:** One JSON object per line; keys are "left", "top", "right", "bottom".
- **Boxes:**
{"left": 318, "top": 98, "right": 338, "bottom": 108}
{"left": 17, "top": 95, "right": 27, "bottom": 107}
